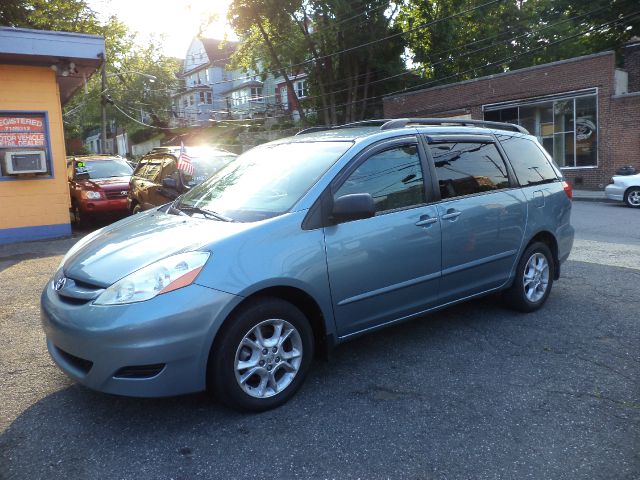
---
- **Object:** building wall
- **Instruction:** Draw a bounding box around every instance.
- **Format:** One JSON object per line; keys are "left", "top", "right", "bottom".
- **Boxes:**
{"left": 383, "top": 52, "right": 633, "bottom": 189}
{"left": 610, "top": 92, "right": 640, "bottom": 177}
{"left": 0, "top": 65, "right": 71, "bottom": 244}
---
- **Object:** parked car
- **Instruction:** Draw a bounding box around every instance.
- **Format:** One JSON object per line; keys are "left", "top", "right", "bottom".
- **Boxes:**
{"left": 66, "top": 155, "right": 133, "bottom": 224}
{"left": 43, "top": 119, "right": 574, "bottom": 411}
{"left": 605, "top": 171, "right": 640, "bottom": 208}
{"left": 128, "top": 146, "right": 237, "bottom": 213}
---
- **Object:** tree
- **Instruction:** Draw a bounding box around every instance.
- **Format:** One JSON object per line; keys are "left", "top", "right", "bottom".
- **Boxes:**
{"left": 1, "top": 0, "right": 180, "bottom": 142}
{"left": 228, "top": 0, "right": 409, "bottom": 125}
{"left": 397, "top": 0, "right": 640, "bottom": 86}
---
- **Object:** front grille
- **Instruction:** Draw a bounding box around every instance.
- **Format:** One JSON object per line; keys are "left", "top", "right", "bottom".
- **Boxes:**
{"left": 56, "top": 276, "right": 104, "bottom": 304}
{"left": 105, "top": 190, "right": 127, "bottom": 199}
{"left": 55, "top": 346, "right": 93, "bottom": 374}
{"left": 113, "top": 364, "right": 165, "bottom": 379}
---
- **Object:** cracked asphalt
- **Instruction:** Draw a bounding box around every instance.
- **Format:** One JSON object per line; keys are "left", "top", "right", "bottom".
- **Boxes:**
{"left": 1, "top": 202, "right": 639, "bottom": 480}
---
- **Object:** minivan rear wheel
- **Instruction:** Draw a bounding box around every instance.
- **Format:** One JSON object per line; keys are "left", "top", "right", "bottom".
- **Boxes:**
{"left": 209, "top": 298, "right": 314, "bottom": 411}
{"left": 504, "top": 242, "right": 554, "bottom": 313}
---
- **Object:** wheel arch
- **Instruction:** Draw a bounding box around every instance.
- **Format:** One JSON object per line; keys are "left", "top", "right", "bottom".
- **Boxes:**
{"left": 208, "top": 285, "right": 333, "bottom": 376}
{"left": 526, "top": 230, "right": 560, "bottom": 280}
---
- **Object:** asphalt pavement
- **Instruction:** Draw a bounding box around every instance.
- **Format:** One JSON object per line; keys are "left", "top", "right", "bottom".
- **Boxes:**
{"left": 0, "top": 202, "right": 638, "bottom": 480}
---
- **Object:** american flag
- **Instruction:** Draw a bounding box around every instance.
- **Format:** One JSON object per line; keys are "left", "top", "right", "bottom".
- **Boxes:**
{"left": 177, "top": 142, "right": 194, "bottom": 175}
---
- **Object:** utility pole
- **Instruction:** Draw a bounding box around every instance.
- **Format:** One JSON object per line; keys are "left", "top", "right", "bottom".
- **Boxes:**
{"left": 101, "top": 59, "right": 108, "bottom": 154}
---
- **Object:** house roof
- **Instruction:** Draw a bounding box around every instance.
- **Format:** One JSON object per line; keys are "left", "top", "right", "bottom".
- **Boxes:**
{"left": 200, "top": 38, "right": 238, "bottom": 66}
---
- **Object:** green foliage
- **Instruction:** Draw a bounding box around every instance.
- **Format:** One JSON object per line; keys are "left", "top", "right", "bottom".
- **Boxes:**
{"left": 397, "top": 0, "right": 640, "bottom": 86}
{"left": 227, "top": 0, "right": 408, "bottom": 124}
{"left": 0, "top": 0, "right": 180, "bottom": 141}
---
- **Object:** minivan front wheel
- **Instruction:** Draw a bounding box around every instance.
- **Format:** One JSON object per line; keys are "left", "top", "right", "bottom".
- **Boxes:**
{"left": 504, "top": 242, "right": 554, "bottom": 313}
{"left": 210, "top": 298, "right": 314, "bottom": 411}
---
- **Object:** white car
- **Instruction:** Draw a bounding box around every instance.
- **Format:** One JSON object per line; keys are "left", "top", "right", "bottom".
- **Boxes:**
{"left": 605, "top": 173, "right": 640, "bottom": 208}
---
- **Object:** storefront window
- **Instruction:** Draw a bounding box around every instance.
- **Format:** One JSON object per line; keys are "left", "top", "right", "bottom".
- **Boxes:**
{"left": 483, "top": 93, "right": 597, "bottom": 168}
{"left": 0, "top": 112, "right": 51, "bottom": 179}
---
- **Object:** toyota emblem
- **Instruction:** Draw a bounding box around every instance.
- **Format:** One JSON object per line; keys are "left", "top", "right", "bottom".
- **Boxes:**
{"left": 54, "top": 276, "right": 66, "bottom": 291}
{"left": 121, "top": 190, "right": 127, "bottom": 196}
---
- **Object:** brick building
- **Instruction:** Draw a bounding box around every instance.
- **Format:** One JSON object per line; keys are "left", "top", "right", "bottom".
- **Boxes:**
{"left": 384, "top": 39, "right": 640, "bottom": 189}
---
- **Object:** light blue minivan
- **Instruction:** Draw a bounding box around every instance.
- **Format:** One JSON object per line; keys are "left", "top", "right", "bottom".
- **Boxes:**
{"left": 41, "top": 119, "right": 574, "bottom": 411}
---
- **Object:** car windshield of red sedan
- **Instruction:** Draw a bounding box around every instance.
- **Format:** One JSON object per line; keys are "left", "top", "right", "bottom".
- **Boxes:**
{"left": 81, "top": 160, "right": 133, "bottom": 179}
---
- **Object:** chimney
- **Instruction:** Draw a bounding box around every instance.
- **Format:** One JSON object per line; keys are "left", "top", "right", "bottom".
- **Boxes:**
{"left": 624, "top": 36, "right": 640, "bottom": 93}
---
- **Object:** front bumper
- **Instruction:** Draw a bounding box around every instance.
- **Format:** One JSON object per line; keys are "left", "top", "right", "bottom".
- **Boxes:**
{"left": 41, "top": 281, "right": 240, "bottom": 397}
{"left": 79, "top": 197, "right": 128, "bottom": 214}
{"left": 604, "top": 184, "right": 624, "bottom": 202}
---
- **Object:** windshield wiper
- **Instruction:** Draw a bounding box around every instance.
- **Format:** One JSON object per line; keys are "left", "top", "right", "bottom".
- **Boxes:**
{"left": 176, "top": 205, "right": 234, "bottom": 222}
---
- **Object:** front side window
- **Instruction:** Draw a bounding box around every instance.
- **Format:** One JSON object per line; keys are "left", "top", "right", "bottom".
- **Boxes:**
{"left": 430, "top": 142, "right": 509, "bottom": 199}
{"left": 334, "top": 144, "right": 425, "bottom": 213}
{"left": 497, "top": 136, "right": 559, "bottom": 186}
{"left": 176, "top": 141, "right": 352, "bottom": 222}
{"left": 142, "top": 161, "right": 162, "bottom": 182}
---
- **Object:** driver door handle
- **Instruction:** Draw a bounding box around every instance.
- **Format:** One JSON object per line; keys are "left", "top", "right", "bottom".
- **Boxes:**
{"left": 415, "top": 215, "right": 438, "bottom": 227}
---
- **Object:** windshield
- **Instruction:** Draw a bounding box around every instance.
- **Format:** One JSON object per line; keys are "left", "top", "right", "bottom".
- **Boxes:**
{"left": 82, "top": 160, "right": 133, "bottom": 179}
{"left": 176, "top": 141, "right": 352, "bottom": 222}
{"left": 182, "top": 154, "right": 238, "bottom": 188}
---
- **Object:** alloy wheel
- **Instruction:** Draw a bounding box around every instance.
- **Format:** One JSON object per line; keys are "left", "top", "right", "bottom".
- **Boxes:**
{"left": 627, "top": 189, "right": 640, "bottom": 207}
{"left": 234, "top": 319, "right": 303, "bottom": 399}
{"left": 523, "top": 252, "right": 550, "bottom": 303}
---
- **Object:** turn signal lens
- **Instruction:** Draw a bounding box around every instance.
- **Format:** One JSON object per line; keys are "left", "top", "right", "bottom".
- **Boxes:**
{"left": 562, "top": 180, "right": 573, "bottom": 200}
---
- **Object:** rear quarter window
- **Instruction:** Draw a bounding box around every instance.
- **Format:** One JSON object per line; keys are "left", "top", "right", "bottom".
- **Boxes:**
{"left": 498, "top": 135, "right": 559, "bottom": 186}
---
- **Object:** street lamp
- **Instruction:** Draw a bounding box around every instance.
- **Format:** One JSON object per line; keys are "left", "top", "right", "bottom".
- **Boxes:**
{"left": 100, "top": 65, "right": 157, "bottom": 153}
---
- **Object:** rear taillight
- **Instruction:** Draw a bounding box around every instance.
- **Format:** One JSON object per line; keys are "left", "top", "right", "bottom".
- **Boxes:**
{"left": 562, "top": 180, "right": 573, "bottom": 200}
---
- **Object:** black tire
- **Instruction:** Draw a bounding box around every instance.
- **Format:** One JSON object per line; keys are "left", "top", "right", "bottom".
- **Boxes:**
{"left": 504, "top": 242, "right": 555, "bottom": 313}
{"left": 72, "top": 203, "right": 85, "bottom": 226}
{"left": 624, "top": 187, "right": 640, "bottom": 208}
{"left": 209, "top": 297, "right": 314, "bottom": 412}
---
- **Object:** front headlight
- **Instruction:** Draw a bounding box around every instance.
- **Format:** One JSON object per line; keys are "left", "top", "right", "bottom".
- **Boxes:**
{"left": 82, "top": 190, "right": 102, "bottom": 200}
{"left": 94, "top": 251, "right": 210, "bottom": 305}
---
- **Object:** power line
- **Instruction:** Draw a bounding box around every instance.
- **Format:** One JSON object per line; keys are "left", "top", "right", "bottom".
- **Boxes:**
{"left": 181, "top": 0, "right": 505, "bottom": 89}
{"left": 171, "top": 10, "right": 640, "bottom": 126}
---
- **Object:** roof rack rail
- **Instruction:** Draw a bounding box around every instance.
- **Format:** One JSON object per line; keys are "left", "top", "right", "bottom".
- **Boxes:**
{"left": 380, "top": 118, "right": 529, "bottom": 134}
{"left": 295, "top": 120, "right": 389, "bottom": 136}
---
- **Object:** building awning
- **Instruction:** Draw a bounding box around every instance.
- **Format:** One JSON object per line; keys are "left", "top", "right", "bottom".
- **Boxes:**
{"left": 0, "top": 27, "right": 105, "bottom": 104}
{"left": 219, "top": 80, "right": 263, "bottom": 95}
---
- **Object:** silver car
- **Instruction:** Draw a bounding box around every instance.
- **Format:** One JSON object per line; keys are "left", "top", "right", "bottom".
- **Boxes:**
{"left": 41, "top": 119, "right": 574, "bottom": 411}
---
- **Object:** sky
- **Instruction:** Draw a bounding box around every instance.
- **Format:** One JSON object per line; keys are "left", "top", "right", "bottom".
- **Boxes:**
{"left": 87, "top": 0, "right": 236, "bottom": 58}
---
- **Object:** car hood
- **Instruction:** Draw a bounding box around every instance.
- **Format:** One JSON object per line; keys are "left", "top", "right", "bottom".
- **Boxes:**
{"left": 63, "top": 209, "right": 251, "bottom": 287}
{"left": 79, "top": 176, "right": 130, "bottom": 189}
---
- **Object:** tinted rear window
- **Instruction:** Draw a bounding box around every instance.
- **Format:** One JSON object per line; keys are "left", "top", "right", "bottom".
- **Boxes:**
{"left": 429, "top": 142, "right": 510, "bottom": 199}
{"left": 498, "top": 135, "right": 559, "bottom": 186}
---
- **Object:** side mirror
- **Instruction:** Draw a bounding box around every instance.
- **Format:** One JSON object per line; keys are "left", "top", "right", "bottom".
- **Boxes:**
{"left": 162, "top": 177, "right": 177, "bottom": 189}
{"left": 332, "top": 193, "right": 375, "bottom": 224}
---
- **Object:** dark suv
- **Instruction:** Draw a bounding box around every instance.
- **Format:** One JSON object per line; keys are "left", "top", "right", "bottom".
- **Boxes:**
{"left": 128, "top": 147, "right": 237, "bottom": 213}
{"left": 66, "top": 155, "right": 133, "bottom": 224}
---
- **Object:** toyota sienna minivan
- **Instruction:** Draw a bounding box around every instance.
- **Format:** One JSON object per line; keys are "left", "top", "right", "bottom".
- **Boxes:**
{"left": 42, "top": 118, "right": 574, "bottom": 411}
